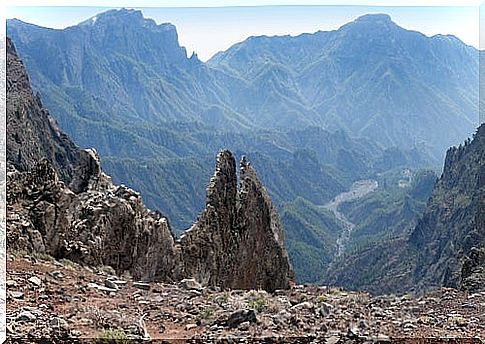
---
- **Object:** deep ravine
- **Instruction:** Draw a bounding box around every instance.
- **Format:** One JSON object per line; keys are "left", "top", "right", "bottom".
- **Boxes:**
{"left": 323, "top": 179, "right": 379, "bottom": 257}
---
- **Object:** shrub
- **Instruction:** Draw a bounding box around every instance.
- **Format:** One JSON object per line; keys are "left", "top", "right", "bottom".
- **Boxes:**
{"left": 95, "top": 329, "right": 128, "bottom": 344}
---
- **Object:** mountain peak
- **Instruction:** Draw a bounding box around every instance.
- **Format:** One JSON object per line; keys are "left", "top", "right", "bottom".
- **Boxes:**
{"left": 335, "top": 13, "right": 404, "bottom": 41}
{"left": 341, "top": 13, "right": 397, "bottom": 31}
{"left": 355, "top": 13, "right": 393, "bottom": 23}
{"left": 79, "top": 8, "right": 157, "bottom": 29}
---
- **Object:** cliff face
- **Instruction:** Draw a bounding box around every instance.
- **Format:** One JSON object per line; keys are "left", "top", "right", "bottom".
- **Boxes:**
{"left": 7, "top": 36, "right": 178, "bottom": 281}
{"left": 6, "top": 37, "right": 79, "bottom": 183}
{"left": 7, "top": 151, "right": 179, "bottom": 281}
{"left": 325, "top": 124, "right": 484, "bottom": 295}
{"left": 410, "top": 124, "right": 485, "bottom": 292}
{"left": 179, "top": 152, "right": 294, "bottom": 292}
{"left": 6, "top": 37, "right": 293, "bottom": 290}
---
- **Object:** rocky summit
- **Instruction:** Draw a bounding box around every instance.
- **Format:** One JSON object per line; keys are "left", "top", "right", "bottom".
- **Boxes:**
{"left": 179, "top": 152, "right": 294, "bottom": 292}
{"left": 6, "top": 36, "right": 293, "bottom": 291}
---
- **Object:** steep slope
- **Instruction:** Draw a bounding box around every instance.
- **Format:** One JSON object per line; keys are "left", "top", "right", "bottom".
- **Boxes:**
{"left": 280, "top": 198, "right": 342, "bottom": 283}
{"left": 6, "top": 11, "right": 431, "bottom": 234}
{"left": 7, "top": 9, "right": 251, "bottom": 151}
{"left": 6, "top": 37, "right": 79, "bottom": 183}
{"left": 210, "top": 14, "right": 478, "bottom": 161}
{"left": 411, "top": 124, "right": 485, "bottom": 292}
{"left": 7, "top": 10, "right": 453, "bottom": 284}
{"left": 6, "top": 37, "right": 178, "bottom": 280}
{"left": 326, "top": 124, "right": 484, "bottom": 294}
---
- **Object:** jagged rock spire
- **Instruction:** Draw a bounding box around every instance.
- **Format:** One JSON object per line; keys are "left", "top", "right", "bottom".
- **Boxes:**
{"left": 179, "top": 150, "right": 294, "bottom": 292}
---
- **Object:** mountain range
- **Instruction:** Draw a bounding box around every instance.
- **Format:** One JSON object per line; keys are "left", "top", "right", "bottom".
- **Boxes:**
{"left": 6, "top": 9, "right": 480, "bottom": 287}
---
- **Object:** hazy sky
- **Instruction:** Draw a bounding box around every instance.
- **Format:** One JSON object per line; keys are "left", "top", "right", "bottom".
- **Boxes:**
{"left": 6, "top": 4, "right": 480, "bottom": 61}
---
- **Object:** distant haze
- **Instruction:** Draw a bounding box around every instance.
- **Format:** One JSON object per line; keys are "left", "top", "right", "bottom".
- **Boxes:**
{"left": 6, "top": 5, "right": 479, "bottom": 61}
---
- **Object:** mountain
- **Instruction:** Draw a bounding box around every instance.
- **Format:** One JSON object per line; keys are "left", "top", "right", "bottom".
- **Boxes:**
{"left": 7, "top": 10, "right": 467, "bottom": 283}
{"left": 209, "top": 13, "right": 478, "bottom": 162}
{"left": 326, "top": 124, "right": 484, "bottom": 294}
{"left": 6, "top": 9, "right": 249, "bottom": 133}
{"left": 411, "top": 124, "right": 484, "bottom": 292}
{"left": 6, "top": 36, "right": 293, "bottom": 290}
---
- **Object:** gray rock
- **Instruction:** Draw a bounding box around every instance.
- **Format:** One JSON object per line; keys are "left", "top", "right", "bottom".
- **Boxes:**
{"left": 49, "top": 317, "right": 68, "bottom": 328}
{"left": 291, "top": 301, "right": 314, "bottom": 311}
{"left": 238, "top": 321, "right": 251, "bottom": 331}
{"left": 6, "top": 280, "right": 17, "bottom": 288}
{"left": 226, "top": 309, "right": 257, "bottom": 328}
{"left": 180, "top": 278, "right": 202, "bottom": 290}
{"left": 185, "top": 323, "right": 197, "bottom": 330}
{"left": 28, "top": 276, "right": 42, "bottom": 287}
{"left": 104, "top": 279, "right": 119, "bottom": 290}
{"left": 319, "top": 302, "right": 331, "bottom": 317}
{"left": 325, "top": 335, "right": 340, "bottom": 344}
{"left": 16, "top": 311, "right": 36, "bottom": 322}
{"left": 112, "top": 280, "right": 127, "bottom": 286}
{"left": 9, "top": 291, "right": 24, "bottom": 299}
{"left": 133, "top": 282, "right": 151, "bottom": 290}
{"left": 87, "top": 283, "right": 117, "bottom": 294}
{"left": 49, "top": 271, "right": 63, "bottom": 279}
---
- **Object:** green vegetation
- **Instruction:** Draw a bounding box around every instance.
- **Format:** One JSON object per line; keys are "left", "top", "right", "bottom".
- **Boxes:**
{"left": 281, "top": 197, "right": 342, "bottom": 283}
{"left": 95, "top": 329, "right": 128, "bottom": 344}
{"left": 340, "top": 168, "right": 436, "bottom": 251}
{"left": 247, "top": 294, "right": 268, "bottom": 313}
{"left": 214, "top": 292, "right": 230, "bottom": 306}
{"left": 9, "top": 10, "right": 475, "bottom": 292}
{"left": 195, "top": 307, "right": 214, "bottom": 323}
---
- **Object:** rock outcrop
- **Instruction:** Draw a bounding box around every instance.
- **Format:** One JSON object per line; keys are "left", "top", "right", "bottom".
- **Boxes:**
{"left": 7, "top": 36, "right": 178, "bottom": 281}
{"left": 7, "top": 153, "right": 178, "bottom": 281}
{"left": 6, "top": 37, "right": 293, "bottom": 291}
{"left": 179, "top": 151, "right": 294, "bottom": 292}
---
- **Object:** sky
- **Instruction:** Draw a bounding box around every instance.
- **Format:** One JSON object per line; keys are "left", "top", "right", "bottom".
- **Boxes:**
{"left": 4, "top": 2, "right": 482, "bottom": 61}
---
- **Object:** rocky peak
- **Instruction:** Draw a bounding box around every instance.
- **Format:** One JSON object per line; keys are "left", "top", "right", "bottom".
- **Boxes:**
{"left": 7, "top": 38, "right": 292, "bottom": 291}
{"left": 80, "top": 8, "right": 176, "bottom": 34}
{"left": 179, "top": 150, "right": 294, "bottom": 292}
{"left": 340, "top": 13, "right": 398, "bottom": 33}
{"left": 69, "top": 149, "right": 113, "bottom": 194}
{"left": 206, "top": 150, "right": 238, "bottom": 212}
{"left": 353, "top": 13, "right": 393, "bottom": 25}
{"left": 6, "top": 34, "right": 293, "bottom": 292}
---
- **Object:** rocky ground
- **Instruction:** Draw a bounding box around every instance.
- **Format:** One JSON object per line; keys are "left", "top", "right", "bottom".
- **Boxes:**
{"left": 5, "top": 252, "right": 485, "bottom": 343}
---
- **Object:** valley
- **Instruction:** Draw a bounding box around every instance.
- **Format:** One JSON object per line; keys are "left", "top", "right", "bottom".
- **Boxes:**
{"left": 7, "top": 9, "right": 477, "bottom": 286}
{"left": 4, "top": 6, "right": 485, "bottom": 341}
{"left": 323, "top": 179, "right": 379, "bottom": 257}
